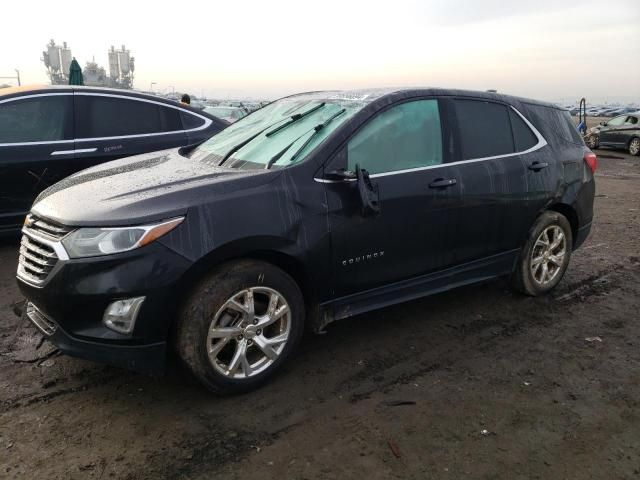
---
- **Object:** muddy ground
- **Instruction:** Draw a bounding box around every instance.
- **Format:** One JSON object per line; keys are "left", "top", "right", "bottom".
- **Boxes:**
{"left": 1, "top": 148, "right": 639, "bottom": 480}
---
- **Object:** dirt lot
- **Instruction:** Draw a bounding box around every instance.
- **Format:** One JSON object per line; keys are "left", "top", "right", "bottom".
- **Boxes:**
{"left": 1, "top": 148, "right": 639, "bottom": 480}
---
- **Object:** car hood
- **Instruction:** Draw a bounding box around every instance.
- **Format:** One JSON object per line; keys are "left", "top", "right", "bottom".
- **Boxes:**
{"left": 32, "top": 148, "right": 270, "bottom": 227}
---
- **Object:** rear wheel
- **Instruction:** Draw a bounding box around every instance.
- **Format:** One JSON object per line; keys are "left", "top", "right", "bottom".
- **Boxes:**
{"left": 510, "top": 211, "right": 573, "bottom": 296}
{"left": 629, "top": 137, "right": 640, "bottom": 156}
{"left": 176, "top": 260, "right": 305, "bottom": 395}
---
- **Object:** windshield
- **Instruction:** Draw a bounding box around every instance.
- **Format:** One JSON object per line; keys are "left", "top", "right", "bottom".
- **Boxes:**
{"left": 192, "top": 93, "right": 369, "bottom": 170}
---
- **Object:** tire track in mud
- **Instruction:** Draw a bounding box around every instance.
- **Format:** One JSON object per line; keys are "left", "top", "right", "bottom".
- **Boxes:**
{"left": 0, "top": 367, "right": 122, "bottom": 412}
{"left": 333, "top": 262, "right": 633, "bottom": 404}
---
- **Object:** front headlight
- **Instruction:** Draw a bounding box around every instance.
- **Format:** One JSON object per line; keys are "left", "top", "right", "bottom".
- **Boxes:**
{"left": 61, "top": 217, "right": 184, "bottom": 258}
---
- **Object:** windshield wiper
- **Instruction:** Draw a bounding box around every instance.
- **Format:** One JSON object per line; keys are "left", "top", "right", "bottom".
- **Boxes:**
{"left": 218, "top": 103, "right": 326, "bottom": 167}
{"left": 265, "top": 108, "right": 346, "bottom": 170}
{"left": 265, "top": 103, "right": 326, "bottom": 138}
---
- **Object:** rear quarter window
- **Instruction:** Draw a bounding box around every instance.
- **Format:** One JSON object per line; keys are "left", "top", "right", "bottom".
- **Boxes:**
{"left": 524, "top": 104, "right": 584, "bottom": 146}
{"left": 181, "top": 111, "right": 206, "bottom": 130}
{"left": 509, "top": 109, "right": 538, "bottom": 151}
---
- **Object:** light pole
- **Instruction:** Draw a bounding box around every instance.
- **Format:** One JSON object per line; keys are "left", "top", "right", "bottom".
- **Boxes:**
{"left": 15, "top": 69, "right": 20, "bottom": 86}
{"left": 150, "top": 82, "right": 156, "bottom": 93}
{"left": 168, "top": 85, "right": 175, "bottom": 95}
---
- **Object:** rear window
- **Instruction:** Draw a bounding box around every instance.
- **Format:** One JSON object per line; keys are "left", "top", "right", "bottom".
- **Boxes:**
{"left": 75, "top": 95, "right": 182, "bottom": 138}
{"left": 453, "top": 99, "right": 514, "bottom": 160}
{"left": 0, "top": 95, "right": 72, "bottom": 143}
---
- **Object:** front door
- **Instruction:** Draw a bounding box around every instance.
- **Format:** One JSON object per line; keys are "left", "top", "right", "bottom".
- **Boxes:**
{"left": 323, "top": 98, "right": 460, "bottom": 297}
{"left": 0, "top": 93, "right": 74, "bottom": 231}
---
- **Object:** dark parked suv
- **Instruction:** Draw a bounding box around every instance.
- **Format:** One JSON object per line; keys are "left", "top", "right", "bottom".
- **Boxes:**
{"left": 17, "top": 88, "right": 596, "bottom": 394}
{"left": 0, "top": 85, "right": 228, "bottom": 235}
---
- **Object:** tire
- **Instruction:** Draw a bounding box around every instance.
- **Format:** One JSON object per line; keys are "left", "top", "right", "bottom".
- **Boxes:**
{"left": 510, "top": 211, "right": 573, "bottom": 296}
{"left": 175, "top": 260, "right": 305, "bottom": 395}
{"left": 629, "top": 137, "right": 640, "bottom": 156}
{"left": 586, "top": 134, "right": 599, "bottom": 150}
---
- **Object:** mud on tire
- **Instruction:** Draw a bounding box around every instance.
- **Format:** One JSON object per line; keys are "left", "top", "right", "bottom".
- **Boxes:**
{"left": 510, "top": 211, "right": 573, "bottom": 296}
{"left": 175, "top": 260, "right": 305, "bottom": 395}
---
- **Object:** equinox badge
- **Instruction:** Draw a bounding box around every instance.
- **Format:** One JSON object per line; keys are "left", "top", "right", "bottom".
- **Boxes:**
{"left": 342, "top": 251, "right": 385, "bottom": 266}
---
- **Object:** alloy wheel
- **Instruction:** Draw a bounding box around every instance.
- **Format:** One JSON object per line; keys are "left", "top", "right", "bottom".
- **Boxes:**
{"left": 206, "top": 287, "right": 291, "bottom": 379}
{"left": 587, "top": 134, "right": 598, "bottom": 149}
{"left": 630, "top": 138, "right": 640, "bottom": 156}
{"left": 530, "top": 225, "right": 567, "bottom": 286}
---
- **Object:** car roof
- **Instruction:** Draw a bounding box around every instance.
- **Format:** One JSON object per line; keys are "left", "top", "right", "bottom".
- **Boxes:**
{"left": 279, "top": 87, "right": 560, "bottom": 110}
{"left": 0, "top": 84, "right": 227, "bottom": 124}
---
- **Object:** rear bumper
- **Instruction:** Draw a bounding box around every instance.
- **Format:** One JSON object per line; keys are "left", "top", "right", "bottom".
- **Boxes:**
{"left": 574, "top": 221, "right": 592, "bottom": 250}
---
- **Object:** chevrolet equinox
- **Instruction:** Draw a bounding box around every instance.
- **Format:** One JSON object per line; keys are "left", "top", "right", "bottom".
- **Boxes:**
{"left": 17, "top": 88, "right": 596, "bottom": 394}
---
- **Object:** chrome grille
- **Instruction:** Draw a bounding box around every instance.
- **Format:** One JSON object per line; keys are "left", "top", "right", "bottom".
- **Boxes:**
{"left": 25, "top": 214, "right": 72, "bottom": 240}
{"left": 17, "top": 215, "right": 71, "bottom": 285}
{"left": 25, "top": 302, "right": 57, "bottom": 336}
{"left": 18, "top": 235, "right": 59, "bottom": 283}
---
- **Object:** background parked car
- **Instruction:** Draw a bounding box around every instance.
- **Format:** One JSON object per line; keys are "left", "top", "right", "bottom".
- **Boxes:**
{"left": 585, "top": 112, "right": 640, "bottom": 155}
{"left": 203, "top": 105, "right": 248, "bottom": 123}
{"left": 0, "top": 85, "right": 228, "bottom": 235}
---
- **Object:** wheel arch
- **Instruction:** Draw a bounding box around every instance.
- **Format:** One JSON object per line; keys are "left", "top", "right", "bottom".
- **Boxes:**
{"left": 547, "top": 203, "right": 579, "bottom": 246}
{"left": 168, "top": 239, "right": 318, "bottom": 336}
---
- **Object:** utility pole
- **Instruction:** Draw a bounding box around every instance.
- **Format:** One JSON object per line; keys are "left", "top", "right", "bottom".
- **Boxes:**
{"left": 15, "top": 69, "right": 20, "bottom": 86}
{"left": 150, "top": 81, "right": 156, "bottom": 93}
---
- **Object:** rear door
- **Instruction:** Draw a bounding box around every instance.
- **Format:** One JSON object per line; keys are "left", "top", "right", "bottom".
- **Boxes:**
{"left": 73, "top": 93, "right": 187, "bottom": 169}
{"left": 444, "top": 98, "right": 544, "bottom": 264}
{"left": 0, "top": 93, "right": 74, "bottom": 231}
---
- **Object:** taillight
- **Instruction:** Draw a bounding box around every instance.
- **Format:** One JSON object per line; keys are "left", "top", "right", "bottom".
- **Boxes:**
{"left": 584, "top": 151, "right": 597, "bottom": 174}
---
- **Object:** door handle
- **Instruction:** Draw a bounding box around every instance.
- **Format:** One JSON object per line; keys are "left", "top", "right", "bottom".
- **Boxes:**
{"left": 428, "top": 178, "right": 457, "bottom": 189}
{"left": 528, "top": 161, "right": 549, "bottom": 172}
{"left": 50, "top": 148, "right": 97, "bottom": 156}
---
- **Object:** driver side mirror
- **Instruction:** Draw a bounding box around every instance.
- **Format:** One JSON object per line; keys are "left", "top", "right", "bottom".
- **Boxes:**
{"left": 599, "top": 121, "right": 607, "bottom": 126}
{"left": 355, "top": 164, "right": 380, "bottom": 217}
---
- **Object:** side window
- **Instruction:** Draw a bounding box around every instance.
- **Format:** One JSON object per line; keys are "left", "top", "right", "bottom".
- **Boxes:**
{"left": 607, "top": 116, "right": 626, "bottom": 127}
{"left": 509, "top": 109, "right": 539, "bottom": 151}
{"left": 181, "top": 111, "right": 206, "bottom": 130}
{"left": 347, "top": 100, "right": 442, "bottom": 174}
{"left": 75, "top": 95, "right": 181, "bottom": 138}
{"left": 453, "top": 99, "right": 514, "bottom": 159}
{"left": 0, "top": 95, "right": 72, "bottom": 143}
{"left": 625, "top": 116, "right": 638, "bottom": 125}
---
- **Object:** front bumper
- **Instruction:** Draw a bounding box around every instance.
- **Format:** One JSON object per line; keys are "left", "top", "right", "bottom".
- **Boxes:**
{"left": 17, "top": 241, "right": 192, "bottom": 375}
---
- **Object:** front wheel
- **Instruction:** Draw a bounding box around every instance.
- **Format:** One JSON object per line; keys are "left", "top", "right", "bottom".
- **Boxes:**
{"left": 629, "top": 137, "right": 640, "bottom": 156}
{"left": 586, "top": 134, "right": 599, "bottom": 150}
{"left": 510, "top": 211, "right": 573, "bottom": 296}
{"left": 176, "top": 260, "right": 305, "bottom": 395}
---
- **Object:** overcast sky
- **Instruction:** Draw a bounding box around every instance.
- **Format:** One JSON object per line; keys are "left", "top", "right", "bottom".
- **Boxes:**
{"left": 2, "top": 0, "right": 639, "bottom": 101}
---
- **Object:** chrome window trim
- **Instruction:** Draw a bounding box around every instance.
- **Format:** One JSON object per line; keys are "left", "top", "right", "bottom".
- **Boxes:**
{"left": 51, "top": 148, "right": 98, "bottom": 156}
{"left": 73, "top": 92, "right": 212, "bottom": 140}
{"left": 314, "top": 105, "right": 547, "bottom": 183}
{"left": 0, "top": 91, "right": 212, "bottom": 147}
